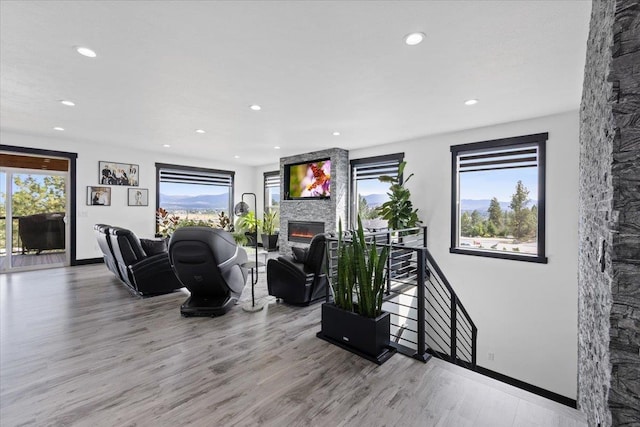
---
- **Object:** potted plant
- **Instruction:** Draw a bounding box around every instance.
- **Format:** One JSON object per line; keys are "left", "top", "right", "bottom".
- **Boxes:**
{"left": 377, "top": 161, "right": 422, "bottom": 277}
{"left": 236, "top": 211, "right": 262, "bottom": 246}
{"left": 260, "top": 210, "right": 279, "bottom": 251}
{"left": 318, "top": 216, "right": 394, "bottom": 364}
{"left": 376, "top": 161, "right": 421, "bottom": 232}
{"left": 156, "top": 208, "right": 181, "bottom": 237}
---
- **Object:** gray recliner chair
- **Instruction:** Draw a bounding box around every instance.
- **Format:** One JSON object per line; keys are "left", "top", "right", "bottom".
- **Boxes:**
{"left": 169, "top": 227, "right": 249, "bottom": 317}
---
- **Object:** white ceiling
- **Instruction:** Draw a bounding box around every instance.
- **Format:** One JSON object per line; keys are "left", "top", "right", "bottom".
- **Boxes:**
{"left": 0, "top": 1, "right": 591, "bottom": 166}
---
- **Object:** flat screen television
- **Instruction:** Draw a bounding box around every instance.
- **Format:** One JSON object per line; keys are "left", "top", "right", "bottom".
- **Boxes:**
{"left": 284, "top": 158, "right": 331, "bottom": 200}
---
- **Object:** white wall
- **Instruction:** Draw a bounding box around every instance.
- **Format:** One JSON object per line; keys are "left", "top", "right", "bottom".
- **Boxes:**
{"left": 342, "top": 111, "right": 579, "bottom": 399}
{"left": 253, "top": 163, "right": 279, "bottom": 217}
{"left": 1, "top": 131, "right": 255, "bottom": 261}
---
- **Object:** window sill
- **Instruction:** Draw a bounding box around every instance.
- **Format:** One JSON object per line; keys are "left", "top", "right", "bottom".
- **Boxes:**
{"left": 449, "top": 247, "right": 548, "bottom": 264}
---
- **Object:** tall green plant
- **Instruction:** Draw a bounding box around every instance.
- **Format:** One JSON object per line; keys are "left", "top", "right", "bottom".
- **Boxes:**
{"left": 376, "top": 161, "right": 421, "bottom": 230}
{"left": 332, "top": 216, "right": 389, "bottom": 318}
{"left": 262, "top": 210, "right": 278, "bottom": 235}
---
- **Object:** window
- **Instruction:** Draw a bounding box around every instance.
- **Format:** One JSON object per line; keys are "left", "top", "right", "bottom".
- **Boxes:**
{"left": 450, "top": 133, "right": 547, "bottom": 263}
{"left": 156, "top": 163, "right": 234, "bottom": 231}
{"left": 264, "top": 171, "right": 280, "bottom": 214}
{"left": 350, "top": 153, "right": 404, "bottom": 230}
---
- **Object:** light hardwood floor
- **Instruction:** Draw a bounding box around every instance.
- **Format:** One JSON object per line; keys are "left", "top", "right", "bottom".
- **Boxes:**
{"left": 0, "top": 265, "right": 586, "bottom": 427}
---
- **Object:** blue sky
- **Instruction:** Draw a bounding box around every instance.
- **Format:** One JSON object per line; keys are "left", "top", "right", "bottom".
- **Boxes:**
{"left": 357, "top": 179, "right": 390, "bottom": 196}
{"left": 356, "top": 168, "right": 537, "bottom": 202}
{"left": 460, "top": 167, "right": 537, "bottom": 202}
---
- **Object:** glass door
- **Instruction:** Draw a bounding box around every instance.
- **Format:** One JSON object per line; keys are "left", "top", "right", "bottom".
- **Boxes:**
{"left": 0, "top": 168, "right": 68, "bottom": 272}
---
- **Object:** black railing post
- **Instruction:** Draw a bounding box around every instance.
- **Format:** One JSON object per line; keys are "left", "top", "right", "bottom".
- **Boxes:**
{"left": 472, "top": 325, "right": 477, "bottom": 369}
{"left": 386, "top": 232, "right": 391, "bottom": 295}
{"left": 450, "top": 294, "right": 458, "bottom": 364}
{"left": 422, "top": 226, "right": 427, "bottom": 248}
{"left": 414, "top": 248, "right": 429, "bottom": 362}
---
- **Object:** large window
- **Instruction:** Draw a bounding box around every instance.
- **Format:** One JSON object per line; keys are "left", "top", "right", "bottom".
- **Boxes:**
{"left": 450, "top": 133, "right": 547, "bottom": 263}
{"left": 350, "top": 153, "right": 403, "bottom": 230}
{"left": 156, "top": 163, "right": 234, "bottom": 230}
{"left": 264, "top": 171, "right": 280, "bottom": 214}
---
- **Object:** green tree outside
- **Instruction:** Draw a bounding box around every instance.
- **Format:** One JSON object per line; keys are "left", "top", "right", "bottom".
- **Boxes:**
{"left": 460, "top": 181, "right": 537, "bottom": 243}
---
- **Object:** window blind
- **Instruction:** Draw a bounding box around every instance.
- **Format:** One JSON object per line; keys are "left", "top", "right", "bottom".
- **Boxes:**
{"left": 458, "top": 146, "right": 538, "bottom": 173}
{"left": 158, "top": 168, "right": 233, "bottom": 186}
{"left": 352, "top": 155, "right": 403, "bottom": 181}
{"left": 264, "top": 171, "right": 280, "bottom": 188}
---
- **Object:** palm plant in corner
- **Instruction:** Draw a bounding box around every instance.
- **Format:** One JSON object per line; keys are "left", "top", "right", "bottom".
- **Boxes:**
{"left": 318, "top": 216, "right": 395, "bottom": 364}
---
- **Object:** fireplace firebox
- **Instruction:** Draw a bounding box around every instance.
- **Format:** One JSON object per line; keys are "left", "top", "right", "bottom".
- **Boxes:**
{"left": 288, "top": 221, "right": 325, "bottom": 243}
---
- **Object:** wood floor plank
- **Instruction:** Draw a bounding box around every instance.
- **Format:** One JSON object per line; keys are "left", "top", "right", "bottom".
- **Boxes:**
{"left": 0, "top": 265, "right": 587, "bottom": 426}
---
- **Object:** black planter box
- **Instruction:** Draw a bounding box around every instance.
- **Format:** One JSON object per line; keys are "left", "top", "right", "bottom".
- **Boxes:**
{"left": 261, "top": 233, "right": 279, "bottom": 251}
{"left": 317, "top": 302, "right": 395, "bottom": 364}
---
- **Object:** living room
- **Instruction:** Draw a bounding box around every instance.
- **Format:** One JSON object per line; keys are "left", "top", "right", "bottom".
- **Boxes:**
{"left": 1, "top": 1, "right": 638, "bottom": 426}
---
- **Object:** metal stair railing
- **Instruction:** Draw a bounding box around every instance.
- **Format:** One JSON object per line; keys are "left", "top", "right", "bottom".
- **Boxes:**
{"left": 324, "top": 226, "right": 477, "bottom": 369}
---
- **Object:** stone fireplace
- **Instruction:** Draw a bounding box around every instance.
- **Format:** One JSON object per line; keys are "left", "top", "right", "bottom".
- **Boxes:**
{"left": 287, "top": 221, "right": 325, "bottom": 244}
{"left": 278, "top": 148, "right": 349, "bottom": 255}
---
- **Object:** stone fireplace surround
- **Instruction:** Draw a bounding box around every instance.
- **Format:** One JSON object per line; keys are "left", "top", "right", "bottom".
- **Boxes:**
{"left": 278, "top": 148, "right": 349, "bottom": 256}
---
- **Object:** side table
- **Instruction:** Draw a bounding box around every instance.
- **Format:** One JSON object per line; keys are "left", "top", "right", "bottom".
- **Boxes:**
{"left": 241, "top": 261, "right": 265, "bottom": 312}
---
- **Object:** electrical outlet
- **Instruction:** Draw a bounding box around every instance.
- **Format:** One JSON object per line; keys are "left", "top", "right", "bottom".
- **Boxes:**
{"left": 488, "top": 352, "right": 495, "bottom": 361}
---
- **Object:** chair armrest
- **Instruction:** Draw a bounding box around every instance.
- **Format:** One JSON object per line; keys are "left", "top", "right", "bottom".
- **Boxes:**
{"left": 129, "top": 253, "right": 182, "bottom": 294}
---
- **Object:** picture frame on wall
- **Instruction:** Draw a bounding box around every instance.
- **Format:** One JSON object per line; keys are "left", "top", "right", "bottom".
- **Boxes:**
{"left": 87, "top": 186, "right": 111, "bottom": 206}
{"left": 99, "top": 161, "right": 139, "bottom": 186}
{"left": 128, "top": 188, "right": 149, "bottom": 206}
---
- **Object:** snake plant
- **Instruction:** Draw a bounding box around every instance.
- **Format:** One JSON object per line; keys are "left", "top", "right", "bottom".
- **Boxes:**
{"left": 332, "top": 216, "right": 389, "bottom": 318}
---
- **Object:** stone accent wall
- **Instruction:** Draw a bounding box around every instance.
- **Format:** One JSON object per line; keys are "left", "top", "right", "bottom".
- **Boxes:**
{"left": 278, "top": 148, "right": 349, "bottom": 255}
{"left": 578, "top": 1, "right": 640, "bottom": 426}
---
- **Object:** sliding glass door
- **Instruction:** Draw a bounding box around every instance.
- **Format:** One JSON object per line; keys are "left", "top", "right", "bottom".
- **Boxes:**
{"left": 0, "top": 167, "right": 69, "bottom": 272}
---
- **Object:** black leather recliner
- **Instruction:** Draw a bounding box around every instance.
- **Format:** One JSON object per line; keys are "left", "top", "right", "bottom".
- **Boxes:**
{"left": 169, "top": 227, "right": 249, "bottom": 317}
{"left": 108, "top": 226, "right": 183, "bottom": 296}
{"left": 94, "top": 224, "right": 123, "bottom": 281}
{"left": 267, "top": 233, "right": 328, "bottom": 305}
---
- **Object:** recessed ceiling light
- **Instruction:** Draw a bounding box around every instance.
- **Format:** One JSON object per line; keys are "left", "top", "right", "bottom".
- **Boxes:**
{"left": 60, "top": 100, "right": 75, "bottom": 107}
{"left": 53, "top": 127, "right": 64, "bottom": 131}
{"left": 76, "top": 46, "right": 97, "bottom": 58}
{"left": 464, "top": 99, "right": 479, "bottom": 106}
{"left": 234, "top": 155, "right": 240, "bottom": 159}
{"left": 332, "top": 131, "right": 341, "bottom": 136}
{"left": 249, "top": 104, "right": 261, "bottom": 111}
{"left": 163, "top": 144, "right": 171, "bottom": 148}
{"left": 404, "top": 32, "right": 425, "bottom": 46}
{"left": 195, "top": 129, "right": 206, "bottom": 134}
{"left": 274, "top": 146, "right": 281, "bottom": 149}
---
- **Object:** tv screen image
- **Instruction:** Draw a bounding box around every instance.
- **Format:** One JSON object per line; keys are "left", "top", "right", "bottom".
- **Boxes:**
{"left": 288, "top": 159, "right": 331, "bottom": 199}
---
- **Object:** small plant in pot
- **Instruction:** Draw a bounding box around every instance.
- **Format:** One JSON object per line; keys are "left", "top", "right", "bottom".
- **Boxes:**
{"left": 260, "top": 210, "right": 279, "bottom": 251}
{"left": 236, "top": 211, "right": 262, "bottom": 246}
{"left": 317, "top": 216, "right": 394, "bottom": 364}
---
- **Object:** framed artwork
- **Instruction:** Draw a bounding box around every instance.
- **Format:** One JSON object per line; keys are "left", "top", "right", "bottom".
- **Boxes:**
{"left": 87, "top": 186, "right": 111, "bottom": 206}
{"left": 99, "top": 161, "right": 139, "bottom": 186}
{"left": 128, "top": 188, "right": 149, "bottom": 206}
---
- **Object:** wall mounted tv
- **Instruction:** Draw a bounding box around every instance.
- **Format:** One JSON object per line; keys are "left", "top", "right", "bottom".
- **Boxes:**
{"left": 284, "top": 158, "right": 331, "bottom": 200}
